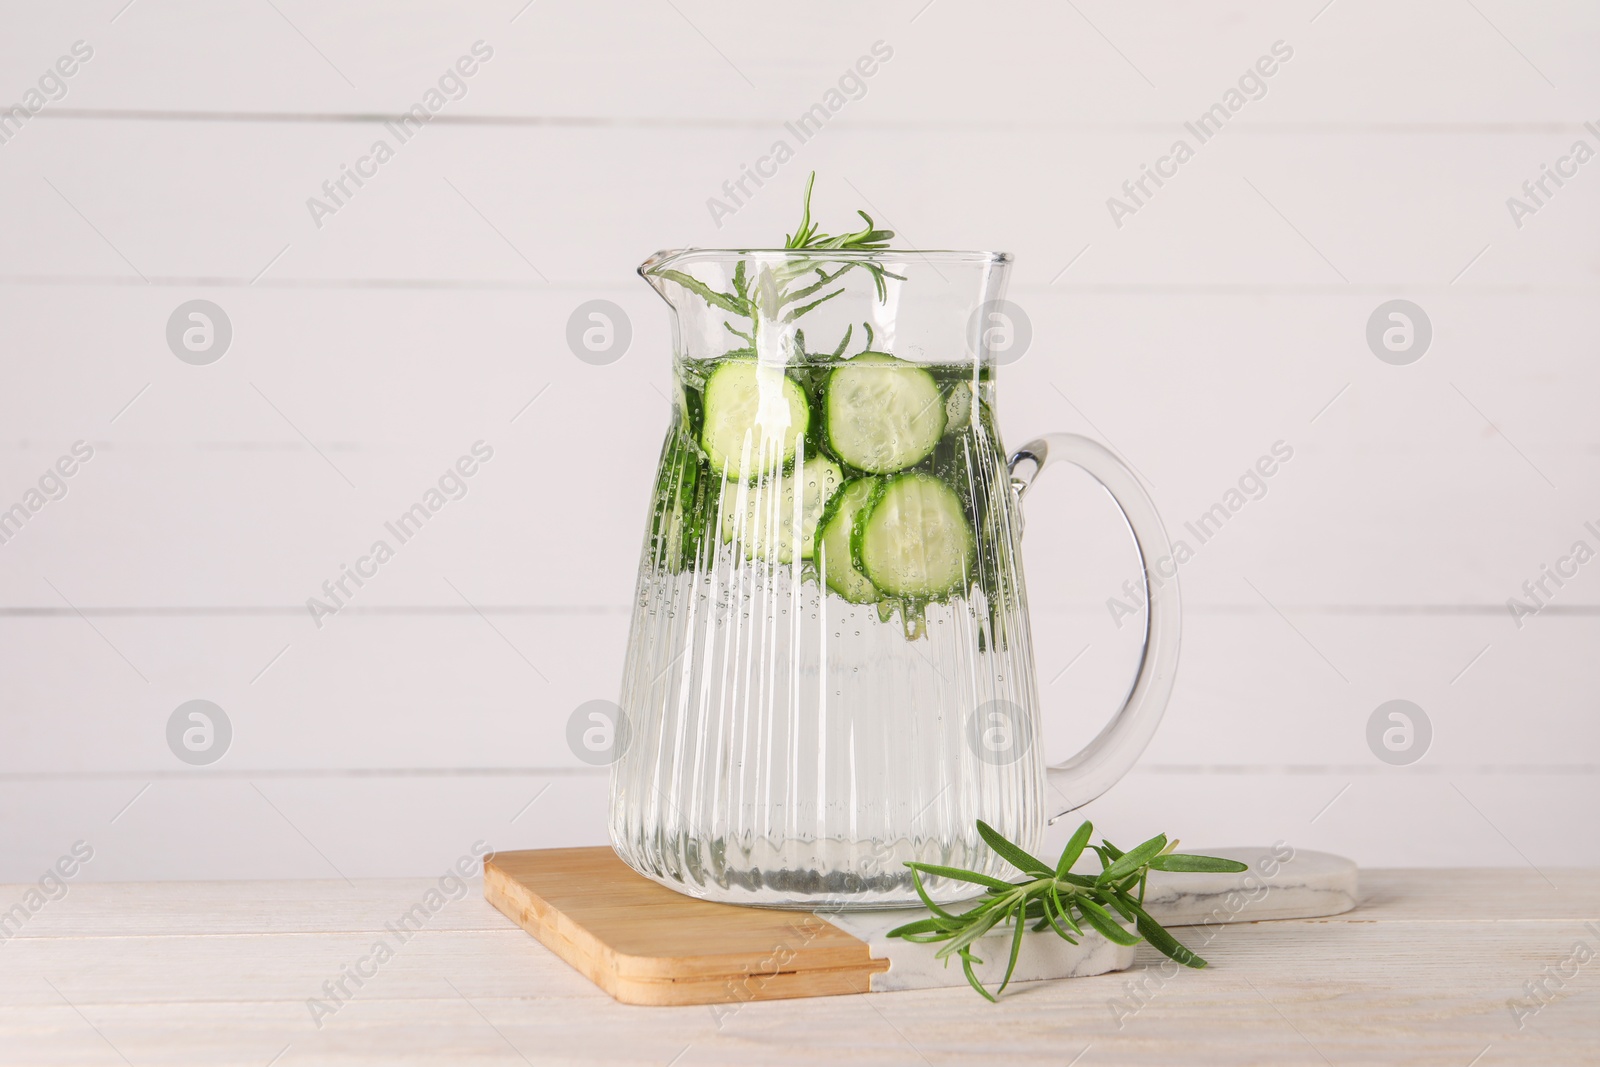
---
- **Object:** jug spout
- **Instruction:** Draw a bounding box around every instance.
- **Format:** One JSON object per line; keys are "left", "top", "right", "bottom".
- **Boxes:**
{"left": 638, "top": 249, "right": 690, "bottom": 306}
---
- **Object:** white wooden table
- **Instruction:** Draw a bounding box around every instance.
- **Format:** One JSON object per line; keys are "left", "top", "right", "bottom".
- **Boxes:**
{"left": 4, "top": 869, "right": 1596, "bottom": 1065}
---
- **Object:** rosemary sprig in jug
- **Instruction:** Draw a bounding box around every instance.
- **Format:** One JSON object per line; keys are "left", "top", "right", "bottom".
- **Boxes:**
{"left": 646, "top": 172, "right": 901, "bottom": 350}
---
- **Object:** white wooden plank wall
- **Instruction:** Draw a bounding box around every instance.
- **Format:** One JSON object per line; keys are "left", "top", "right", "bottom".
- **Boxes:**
{"left": 0, "top": 0, "right": 1595, "bottom": 880}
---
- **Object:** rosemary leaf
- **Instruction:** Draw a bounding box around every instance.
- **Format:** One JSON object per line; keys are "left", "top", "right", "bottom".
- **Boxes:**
{"left": 782, "top": 288, "right": 846, "bottom": 322}
{"left": 1149, "top": 853, "right": 1254, "bottom": 873}
{"left": 905, "top": 862, "right": 1016, "bottom": 891}
{"left": 996, "top": 898, "right": 1028, "bottom": 994}
{"left": 1055, "top": 820, "right": 1094, "bottom": 878}
{"left": 1076, "top": 897, "right": 1142, "bottom": 946}
{"left": 651, "top": 269, "right": 745, "bottom": 315}
{"left": 976, "top": 820, "right": 1054, "bottom": 877}
{"left": 1097, "top": 834, "right": 1169, "bottom": 884}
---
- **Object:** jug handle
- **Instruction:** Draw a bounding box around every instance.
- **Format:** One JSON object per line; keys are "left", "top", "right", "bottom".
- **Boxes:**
{"left": 1008, "top": 433, "right": 1181, "bottom": 823}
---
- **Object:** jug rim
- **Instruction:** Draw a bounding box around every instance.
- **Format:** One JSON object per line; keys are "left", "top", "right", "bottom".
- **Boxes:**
{"left": 640, "top": 247, "right": 1011, "bottom": 275}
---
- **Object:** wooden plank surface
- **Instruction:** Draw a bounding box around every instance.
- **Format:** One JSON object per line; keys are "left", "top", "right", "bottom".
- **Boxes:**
{"left": 2, "top": 869, "right": 1596, "bottom": 1065}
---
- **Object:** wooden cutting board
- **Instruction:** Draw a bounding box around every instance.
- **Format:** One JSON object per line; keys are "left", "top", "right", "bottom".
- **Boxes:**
{"left": 483, "top": 848, "right": 888, "bottom": 1006}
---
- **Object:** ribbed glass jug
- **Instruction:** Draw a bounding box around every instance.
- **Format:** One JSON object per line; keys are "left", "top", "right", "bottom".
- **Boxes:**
{"left": 609, "top": 248, "right": 1179, "bottom": 908}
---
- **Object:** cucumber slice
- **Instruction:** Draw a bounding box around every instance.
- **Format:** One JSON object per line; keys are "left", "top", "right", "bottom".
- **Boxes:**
{"left": 855, "top": 472, "right": 974, "bottom": 599}
{"left": 720, "top": 453, "right": 843, "bottom": 563}
{"left": 701, "top": 359, "right": 810, "bottom": 481}
{"left": 823, "top": 353, "right": 945, "bottom": 474}
{"left": 815, "top": 477, "right": 880, "bottom": 603}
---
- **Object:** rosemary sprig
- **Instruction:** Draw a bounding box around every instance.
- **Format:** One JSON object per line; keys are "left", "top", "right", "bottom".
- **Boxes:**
{"left": 784, "top": 173, "right": 894, "bottom": 252}
{"left": 886, "top": 820, "right": 1248, "bottom": 1002}
{"left": 782, "top": 171, "right": 900, "bottom": 305}
{"left": 647, "top": 173, "right": 903, "bottom": 349}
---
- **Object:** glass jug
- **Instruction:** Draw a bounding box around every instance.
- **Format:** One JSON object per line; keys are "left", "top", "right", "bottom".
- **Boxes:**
{"left": 610, "top": 248, "right": 1179, "bottom": 908}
